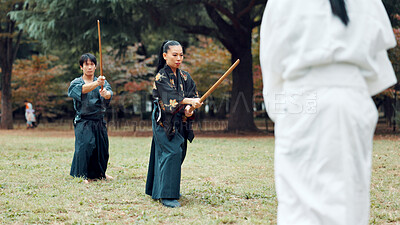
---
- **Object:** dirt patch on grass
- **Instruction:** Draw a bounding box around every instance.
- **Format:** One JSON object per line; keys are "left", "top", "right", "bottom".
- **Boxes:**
{"left": 107, "top": 130, "right": 273, "bottom": 138}
{"left": 0, "top": 122, "right": 396, "bottom": 139}
{"left": 0, "top": 129, "right": 274, "bottom": 139}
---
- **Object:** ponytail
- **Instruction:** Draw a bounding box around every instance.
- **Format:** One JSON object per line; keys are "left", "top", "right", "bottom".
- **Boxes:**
{"left": 329, "top": 0, "right": 349, "bottom": 25}
{"left": 156, "top": 41, "right": 168, "bottom": 73}
{"left": 155, "top": 40, "right": 181, "bottom": 73}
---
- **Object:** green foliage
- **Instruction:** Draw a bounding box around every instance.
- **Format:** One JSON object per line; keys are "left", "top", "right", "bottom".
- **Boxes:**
{"left": 9, "top": 0, "right": 193, "bottom": 58}
{"left": 12, "top": 0, "right": 136, "bottom": 49}
{"left": 143, "top": 0, "right": 266, "bottom": 57}
{"left": 0, "top": 0, "right": 24, "bottom": 75}
{"left": 9, "top": 0, "right": 267, "bottom": 130}
{"left": 8, "top": 0, "right": 195, "bottom": 102}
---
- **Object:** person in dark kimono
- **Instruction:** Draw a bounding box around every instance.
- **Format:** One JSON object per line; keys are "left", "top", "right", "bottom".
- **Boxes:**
{"left": 68, "top": 53, "right": 113, "bottom": 184}
{"left": 145, "top": 40, "right": 202, "bottom": 208}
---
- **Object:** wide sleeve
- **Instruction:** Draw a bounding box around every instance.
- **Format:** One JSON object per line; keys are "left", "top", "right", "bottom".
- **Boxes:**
{"left": 182, "top": 73, "right": 199, "bottom": 120}
{"left": 259, "top": 4, "right": 286, "bottom": 122}
{"left": 185, "top": 73, "right": 199, "bottom": 99}
{"left": 365, "top": 50, "right": 397, "bottom": 96}
{"left": 154, "top": 72, "right": 185, "bottom": 113}
{"left": 364, "top": 2, "right": 397, "bottom": 96}
{"left": 68, "top": 78, "right": 83, "bottom": 102}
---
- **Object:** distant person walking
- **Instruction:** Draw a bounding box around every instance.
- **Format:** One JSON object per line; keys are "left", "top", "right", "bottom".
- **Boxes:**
{"left": 145, "top": 40, "right": 202, "bottom": 208}
{"left": 68, "top": 53, "right": 113, "bottom": 183}
{"left": 260, "top": 0, "right": 397, "bottom": 224}
{"left": 24, "top": 100, "right": 36, "bottom": 129}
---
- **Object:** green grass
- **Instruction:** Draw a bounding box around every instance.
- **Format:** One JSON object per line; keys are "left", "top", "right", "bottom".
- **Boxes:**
{"left": 0, "top": 130, "right": 398, "bottom": 224}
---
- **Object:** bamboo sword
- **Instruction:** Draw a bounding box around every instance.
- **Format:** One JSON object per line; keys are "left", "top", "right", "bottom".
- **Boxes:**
{"left": 97, "top": 20, "right": 103, "bottom": 91}
{"left": 188, "top": 59, "right": 240, "bottom": 113}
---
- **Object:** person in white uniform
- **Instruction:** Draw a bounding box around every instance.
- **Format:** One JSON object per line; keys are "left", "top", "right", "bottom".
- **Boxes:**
{"left": 259, "top": 0, "right": 397, "bottom": 224}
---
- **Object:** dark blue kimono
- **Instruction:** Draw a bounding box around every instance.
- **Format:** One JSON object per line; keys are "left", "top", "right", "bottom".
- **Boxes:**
{"left": 145, "top": 65, "right": 199, "bottom": 199}
{"left": 68, "top": 76, "right": 113, "bottom": 179}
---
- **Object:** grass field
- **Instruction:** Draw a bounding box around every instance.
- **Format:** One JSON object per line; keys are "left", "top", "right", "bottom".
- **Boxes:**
{"left": 0, "top": 130, "right": 399, "bottom": 224}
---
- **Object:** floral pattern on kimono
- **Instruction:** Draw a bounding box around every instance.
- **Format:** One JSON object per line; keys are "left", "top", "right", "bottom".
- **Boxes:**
{"left": 152, "top": 64, "right": 199, "bottom": 140}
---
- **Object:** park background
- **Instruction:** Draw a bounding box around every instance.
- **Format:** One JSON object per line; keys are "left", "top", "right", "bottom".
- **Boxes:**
{"left": 0, "top": 0, "right": 399, "bottom": 224}
{"left": 0, "top": 0, "right": 400, "bottom": 133}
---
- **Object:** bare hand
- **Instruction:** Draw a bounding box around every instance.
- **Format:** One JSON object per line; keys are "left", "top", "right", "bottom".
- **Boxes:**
{"left": 185, "top": 105, "right": 194, "bottom": 117}
{"left": 97, "top": 76, "right": 106, "bottom": 87}
{"left": 191, "top": 98, "right": 202, "bottom": 109}
{"left": 99, "top": 88, "right": 110, "bottom": 99}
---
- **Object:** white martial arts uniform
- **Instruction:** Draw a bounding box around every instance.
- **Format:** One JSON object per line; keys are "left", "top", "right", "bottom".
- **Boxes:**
{"left": 259, "top": 0, "right": 397, "bottom": 224}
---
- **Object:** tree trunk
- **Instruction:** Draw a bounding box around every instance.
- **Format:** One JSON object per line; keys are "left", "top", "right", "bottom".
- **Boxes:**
{"left": 0, "top": 7, "right": 23, "bottom": 130}
{"left": 224, "top": 0, "right": 258, "bottom": 132}
{"left": 227, "top": 43, "right": 257, "bottom": 131}
{"left": 226, "top": 0, "right": 257, "bottom": 131}
{"left": 0, "top": 38, "right": 15, "bottom": 129}
{"left": 177, "top": 0, "right": 266, "bottom": 131}
{"left": 1, "top": 66, "right": 13, "bottom": 129}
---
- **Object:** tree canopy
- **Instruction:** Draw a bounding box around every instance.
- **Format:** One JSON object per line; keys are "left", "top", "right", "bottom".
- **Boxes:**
{"left": 11, "top": 0, "right": 267, "bottom": 131}
{"left": 145, "top": 0, "right": 267, "bottom": 131}
{"left": 4, "top": 0, "right": 400, "bottom": 132}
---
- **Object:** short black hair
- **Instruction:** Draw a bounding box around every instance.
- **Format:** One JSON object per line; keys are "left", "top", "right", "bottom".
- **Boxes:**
{"left": 79, "top": 53, "right": 97, "bottom": 67}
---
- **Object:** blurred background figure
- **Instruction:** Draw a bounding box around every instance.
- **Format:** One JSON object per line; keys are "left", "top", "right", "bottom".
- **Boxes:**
{"left": 24, "top": 100, "right": 36, "bottom": 129}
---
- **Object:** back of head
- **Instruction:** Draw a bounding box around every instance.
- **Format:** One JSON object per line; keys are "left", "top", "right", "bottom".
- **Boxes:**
{"left": 156, "top": 40, "right": 181, "bottom": 73}
{"left": 79, "top": 53, "right": 97, "bottom": 67}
